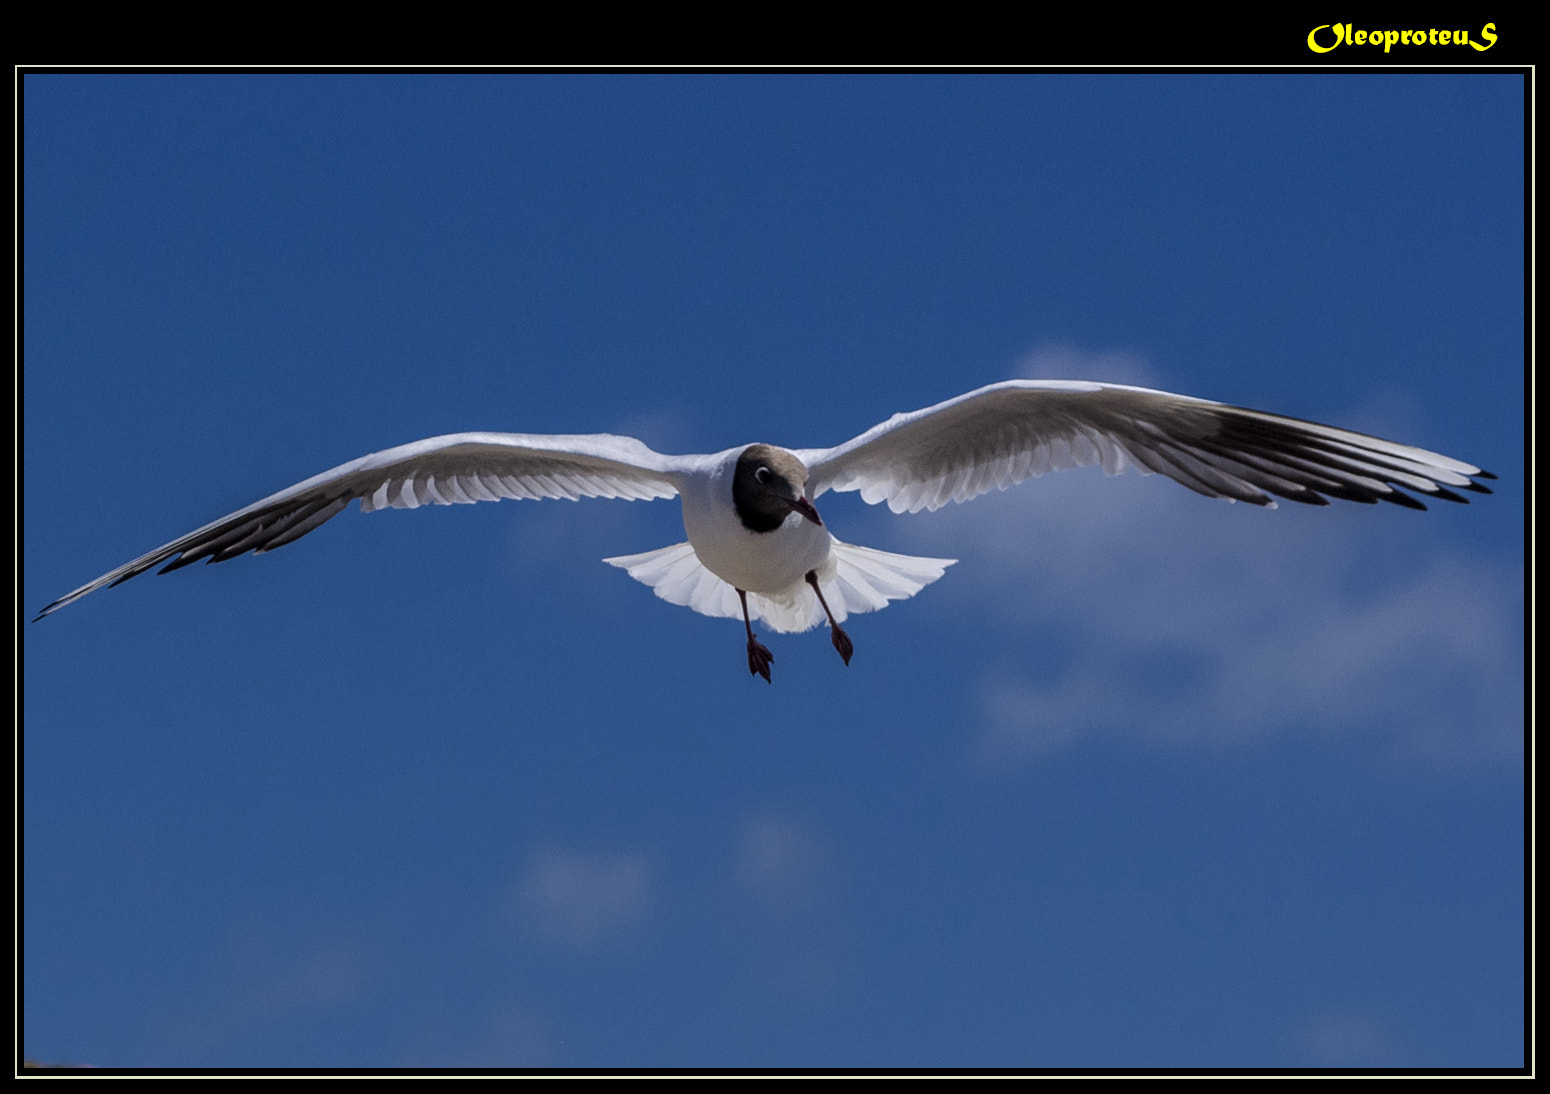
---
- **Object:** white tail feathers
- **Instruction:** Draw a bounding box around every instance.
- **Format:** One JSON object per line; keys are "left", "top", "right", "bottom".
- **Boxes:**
{"left": 603, "top": 539, "right": 956, "bottom": 634}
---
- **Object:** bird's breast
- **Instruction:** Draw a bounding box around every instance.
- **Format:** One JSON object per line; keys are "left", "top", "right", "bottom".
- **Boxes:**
{"left": 679, "top": 455, "right": 832, "bottom": 594}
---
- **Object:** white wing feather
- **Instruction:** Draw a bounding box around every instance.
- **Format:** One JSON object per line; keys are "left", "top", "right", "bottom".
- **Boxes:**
{"left": 795, "top": 380, "right": 1494, "bottom": 514}
{"left": 36, "top": 432, "right": 685, "bottom": 619}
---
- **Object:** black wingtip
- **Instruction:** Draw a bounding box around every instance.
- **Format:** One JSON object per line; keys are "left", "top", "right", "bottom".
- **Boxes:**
{"left": 1382, "top": 489, "right": 1429, "bottom": 511}
{"left": 1293, "top": 492, "right": 1332, "bottom": 507}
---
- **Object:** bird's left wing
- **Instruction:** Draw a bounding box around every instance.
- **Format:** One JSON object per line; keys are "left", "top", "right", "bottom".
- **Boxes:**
{"left": 35, "top": 432, "right": 685, "bottom": 619}
{"left": 794, "top": 380, "right": 1493, "bottom": 515}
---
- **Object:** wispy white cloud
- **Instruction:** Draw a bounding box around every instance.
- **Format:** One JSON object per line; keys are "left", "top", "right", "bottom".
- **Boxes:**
{"left": 1292, "top": 1009, "right": 1407, "bottom": 1068}
{"left": 512, "top": 847, "right": 655, "bottom": 949}
{"left": 1014, "top": 342, "right": 1162, "bottom": 388}
{"left": 147, "top": 916, "right": 388, "bottom": 1064}
{"left": 729, "top": 813, "right": 850, "bottom": 1001}
{"left": 734, "top": 814, "right": 838, "bottom": 915}
{"left": 961, "top": 532, "right": 1521, "bottom": 770}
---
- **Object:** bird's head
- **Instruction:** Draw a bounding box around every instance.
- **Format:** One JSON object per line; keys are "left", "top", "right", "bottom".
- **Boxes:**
{"left": 733, "top": 444, "right": 823, "bottom": 532}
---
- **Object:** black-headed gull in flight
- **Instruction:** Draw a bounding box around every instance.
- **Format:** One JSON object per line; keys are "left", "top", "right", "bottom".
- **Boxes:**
{"left": 35, "top": 380, "right": 1493, "bottom": 681}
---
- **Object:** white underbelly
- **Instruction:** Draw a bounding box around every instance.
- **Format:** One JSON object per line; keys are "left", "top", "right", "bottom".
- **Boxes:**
{"left": 690, "top": 512, "right": 833, "bottom": 594}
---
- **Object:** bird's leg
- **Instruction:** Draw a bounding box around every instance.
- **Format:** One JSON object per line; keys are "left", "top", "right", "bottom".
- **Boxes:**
{"left": 805, "top": 571, "right": 853, "bottom": 666}
{"left": 738, "top": 588, "right": 774, "bottom": 683}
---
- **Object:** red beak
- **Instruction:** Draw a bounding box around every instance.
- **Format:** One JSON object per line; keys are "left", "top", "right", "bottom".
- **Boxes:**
{"left": 792, "top": 496, "right": 823, "bottom": 526}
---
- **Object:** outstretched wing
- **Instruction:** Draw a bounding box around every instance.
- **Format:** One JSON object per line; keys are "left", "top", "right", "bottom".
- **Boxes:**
{"left": 795, "top": 380, "right": 1494, "bottom": 515}
{"left": 36, "top": 432, "right": 685, "bottom": 619}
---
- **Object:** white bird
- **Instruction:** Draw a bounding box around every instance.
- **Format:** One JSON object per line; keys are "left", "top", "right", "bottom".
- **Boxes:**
{"left": 35, "top": 380, "right": 1493, "bottom": 681}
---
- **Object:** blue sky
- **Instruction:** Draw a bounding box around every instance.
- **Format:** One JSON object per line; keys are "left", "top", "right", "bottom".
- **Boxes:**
{"left": 23, "top": 74, "right": 1523, "bottom": 1070}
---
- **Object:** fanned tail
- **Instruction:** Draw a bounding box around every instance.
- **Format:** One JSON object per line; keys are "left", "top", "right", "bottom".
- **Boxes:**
{"left": 823, "top": 541, "right": 957, "bottom": 621}
{"left": 603, "top": 540, "right": 955, "bottom": 634}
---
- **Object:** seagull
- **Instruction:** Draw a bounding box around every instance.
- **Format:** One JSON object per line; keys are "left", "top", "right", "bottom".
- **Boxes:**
{"left": 35, "top": 380, "right": 1493, "bottom": 681}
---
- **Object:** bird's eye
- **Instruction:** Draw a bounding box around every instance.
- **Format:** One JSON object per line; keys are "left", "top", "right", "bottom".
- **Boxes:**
{"left": 755, "top": 467, "right": 773, "bottom": 484}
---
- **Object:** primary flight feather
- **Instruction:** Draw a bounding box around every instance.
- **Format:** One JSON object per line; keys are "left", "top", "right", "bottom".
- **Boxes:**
{"left": 36, "top": 380, "right": 1494, "bottom": 681}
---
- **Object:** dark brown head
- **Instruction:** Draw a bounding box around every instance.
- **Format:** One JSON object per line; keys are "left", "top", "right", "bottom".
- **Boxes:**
{"left": 732, "top": 444, "right": 823, "bottom": 533}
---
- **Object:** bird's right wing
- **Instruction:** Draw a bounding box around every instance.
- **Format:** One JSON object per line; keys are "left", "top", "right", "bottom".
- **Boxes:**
{"left": 795, "top": 380, "right": 1493, "bottom": 515}
{"left": 35, "top": 432, "right": 686, "bottom": 619}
